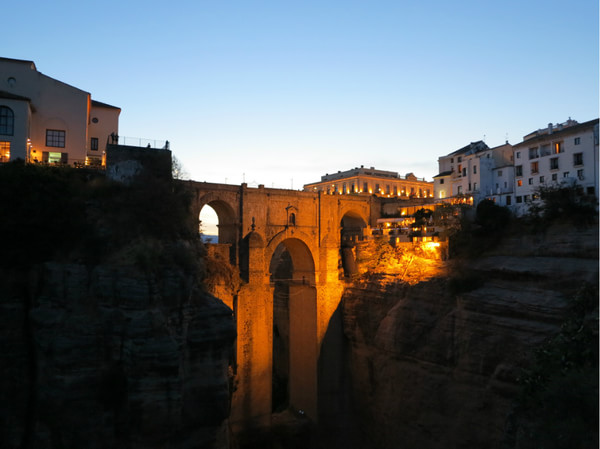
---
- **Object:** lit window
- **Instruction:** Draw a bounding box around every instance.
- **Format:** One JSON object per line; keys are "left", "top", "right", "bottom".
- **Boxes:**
{"left": 0, "top": 141, "right": 10, "bottom": 161}
{"left": 573, "top": 153, "right": 583, "bottom": 166}
{"left": 517, "top": 180, "right": 523, "bottom": 187}
{"left": 91, "top": 137, "right": 99, "bottom": 151}
{"left": 46, "top": 129, "right": 65, "bottom": 148}
{"left": 0, "top": 106, "right": 14, "bottom": 135}
{"left": 531, "top": 161, "right": 539, "bottom": 174}
{"left": 554, "top": 142, "right": 564, "bottom": 153}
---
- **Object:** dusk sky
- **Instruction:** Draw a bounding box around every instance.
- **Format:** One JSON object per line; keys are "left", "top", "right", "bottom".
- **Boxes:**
{"left": 5, "top": 0, "right": 598, "bottom": 189}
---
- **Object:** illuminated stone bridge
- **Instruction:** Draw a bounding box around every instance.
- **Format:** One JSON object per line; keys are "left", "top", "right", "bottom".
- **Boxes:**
{"left": 184, "top": 181, "right": 379, "bottom": 432}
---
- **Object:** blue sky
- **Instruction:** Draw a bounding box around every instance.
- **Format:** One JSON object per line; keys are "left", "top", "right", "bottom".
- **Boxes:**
{"left": 4, "top": 0, "right": 598, "bottom": 188}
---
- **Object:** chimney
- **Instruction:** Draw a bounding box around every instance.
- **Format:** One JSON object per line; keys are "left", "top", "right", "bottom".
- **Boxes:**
{"left": 548, "top": 123, "right": 553, "bottom": 134}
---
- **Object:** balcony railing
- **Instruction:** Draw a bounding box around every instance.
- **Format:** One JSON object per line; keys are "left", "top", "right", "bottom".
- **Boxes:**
{"left": 112, "top": 136, "right": 170, "bottom": 150}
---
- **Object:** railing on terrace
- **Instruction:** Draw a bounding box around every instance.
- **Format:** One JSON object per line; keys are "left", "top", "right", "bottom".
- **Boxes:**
{"left": 113, "top": 136, "right": 170, "bottom": 150}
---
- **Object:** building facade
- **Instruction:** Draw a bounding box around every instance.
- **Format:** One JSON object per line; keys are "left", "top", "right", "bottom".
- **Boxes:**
{"left": 0, "top": 57, "right": 120, "bottom": 167}
{"left": 304, "top": 166, "right": 434, "bottom": 199}
{"left": 433, "top": 141, "right": 513, "bottom": 205}
{"left": 512, "top": 118, "right": 599, "bottom": 216}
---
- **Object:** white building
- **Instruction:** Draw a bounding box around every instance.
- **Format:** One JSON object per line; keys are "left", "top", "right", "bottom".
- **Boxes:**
{"left": 433, "top": 141, "right": 513, "bottom": 205}
{"left": 512, "top": 118, "right": 599, "bottom": 216}
{"left": 0, "top": 57, "right": 120, "bottom": 167}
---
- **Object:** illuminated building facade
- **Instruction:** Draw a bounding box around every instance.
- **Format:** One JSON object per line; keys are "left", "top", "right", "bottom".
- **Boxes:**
{"left": 512, "top": 118, "right": 599, "bottom": 216}
{"left": 304, "top": 165, "right": 434, "bottom": 198}
{"left": 0, "top": 57, "right": 120, "bottom": 167}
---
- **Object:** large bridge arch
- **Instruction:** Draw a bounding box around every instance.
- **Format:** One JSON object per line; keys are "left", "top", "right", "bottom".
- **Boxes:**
{"left": 268, "top": 236, "right": 318, "bottom": 418}
{"left": 197, "top": 193, "right": 239, "bottom": 262}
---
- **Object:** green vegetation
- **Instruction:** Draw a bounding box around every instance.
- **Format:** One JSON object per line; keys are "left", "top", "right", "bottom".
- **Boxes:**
{"left": 0, "top": 161, "right": 202, "bottom": 275}
{"left": 524, "top": 184, "right": 598, "bottom": 230}
{"left": 510, "top": 284, "right": 599, "bottom": 449}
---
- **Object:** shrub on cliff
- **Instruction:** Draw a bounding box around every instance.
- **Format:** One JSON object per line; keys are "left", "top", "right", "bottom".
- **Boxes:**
{"left": 0, "top": 162, "right": 199, "bottom": 269}
{"left": 510, "top": 283, "right": 599, "bottom": 449}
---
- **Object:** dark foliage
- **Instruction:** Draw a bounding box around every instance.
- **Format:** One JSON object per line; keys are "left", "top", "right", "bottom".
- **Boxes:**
{"left": 476, "top": 199, "right": 511, "bottom": 231}
{"left": 0, "top": 162, "right": 198, "bottom": 269}
{"left": 509, "top": 284, "right": 599, "bottom": 449}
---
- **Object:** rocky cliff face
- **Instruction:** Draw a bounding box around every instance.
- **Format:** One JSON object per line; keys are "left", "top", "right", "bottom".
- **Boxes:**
{"left": 341, "top": 225, "right": 598, "bottom": 449}
{"left": 1, "top": 262, "right": 235, "bottom": 449}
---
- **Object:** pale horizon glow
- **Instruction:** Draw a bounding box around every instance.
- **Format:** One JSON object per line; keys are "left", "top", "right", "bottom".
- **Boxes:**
{"left": 4, "top": 0, "right": 598, "bottom": 189}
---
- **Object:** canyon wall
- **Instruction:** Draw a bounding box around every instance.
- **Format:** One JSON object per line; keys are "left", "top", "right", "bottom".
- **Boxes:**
{"left": 1, "top": 262, "right": 235, "bottom": 449}
{"left": 341, "top": 225, "right": 598, "bottom": 449}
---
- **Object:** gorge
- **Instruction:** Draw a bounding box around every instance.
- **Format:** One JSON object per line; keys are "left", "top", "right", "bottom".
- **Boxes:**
{"left": 1, "top": 162, "right": 597, "bottom": 449}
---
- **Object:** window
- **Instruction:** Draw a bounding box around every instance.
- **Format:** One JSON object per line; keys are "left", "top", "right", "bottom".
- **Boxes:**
{"left": 563, "top": 172, "right": 570, "bottom": 178}
{"left": 498, "top": 170, "right": 503, "bottom": 176}
{"left": 525, "top": 195, "right": 531, "bottom": 202}
{"left": 363, "top": 182, "right": 368, "bottom": 192}
{"left": 46, "top": 129, "right": 65, "bottom": 148}
{"left": 462, "top": 168, "right": 466, "bottom": 176}
{"left": 457, "top": 156, "right": 462, "bottom": 162}
{"left": 351, "top": 183, "right": 356, "bottom": 193}
{"left": 552, "top": 173, "right": 558, "bottom": 181}
{"left": 531, "top": 161, "right": 539, "bottom": 174}
{"left": 574, "top": 137, "right": 581, "bottom": 145}
{"left": 42, "top": 151, "right": 67, "bottom": 164}
{"left": 573, "top": 152, "right": 583, "bottom": 166}
{"left": 516, "top": 196, "right": 523, "bottom": 203}
{"left": 577, "top": 169, "right": 584, "bottom": 180}
{"left": 528, "top": 178, "right": 533, "bottom": 185}
{"left": 540, "top": 176, "right": 544, "bottom": 183}
{"left": 495, "top": 183, "right": 499, "bottom": 189}
{"left": 504, "top": 181, "right": 507, "bottom": 188}
{"left": 393, "top": 186, "right": 398, "bottom": 195}
{"left": 289, "top": 213, "right": 296, "bottom": 226}
{"left": 473, "top": 182, "right": 477, "bottom": 191}
{"left": 0, "top": 106, "right": 14, "bottom": 135}
{"left": 0, "top": 141, "right": 10, "bottom": 161}
{"left": 468, "top": 183, "right": 471, "bottom": 191}
{"left": 375, "top": 183, "right": 380, "bottom": 192}
{"left": 554, "top": 142, "right": 564, "bottom": 153}
{"left": 506, "top": 196, "right": 512, "bottom": 206}
{"left": 91, "top": 137, "right": 99, "bottom": 151}
{"left": 385, "top": 185, "right": 390, "bottom": 194}
{"left": 439, "top": 178, "right": 444, "bottom": 184}
{"left": 450, "top": 158, "right": 454, "bottom": 163}
{"left": 457, "top": 186, "right": 462, "bottom": 194}
{"left": 473, "top": 165, "right": 477, "bottom": 174}
{"left": 516, "top": 165, "right": 523, "bottom": 177}
{"left": 529, "top": 147, "right": 539, "bottom": 159}
{"left": 550, "top": 157, "right": 559, "bottom": 170}
{"left": 516, "top": 151, "right": 521, "bottom": 159}
{"left": 517, "top": 180, "right": 523, "bottom": 187}
{"left": 540, "top": 144, "right": 551, "bottom": 156}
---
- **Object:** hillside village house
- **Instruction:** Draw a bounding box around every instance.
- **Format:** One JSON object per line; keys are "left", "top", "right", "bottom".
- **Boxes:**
{"left": 512, "top": 118, "right": 599, "bottom": 216}
{"left": 304, "top": 166, "right": 434, "bottom": 199}
{"left": 0, "top": 57, "right": 120, "bottom": 167}
{"left": 433, "top": 141, "right": 514, "bottom": 204}
{"left": 433, "top": 118, "right": 598, "bottom": 216}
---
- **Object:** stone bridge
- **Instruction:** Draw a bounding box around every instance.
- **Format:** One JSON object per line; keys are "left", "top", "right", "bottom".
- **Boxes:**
{"left": 183, "top": 181, "right": 380, "bottom": 432}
